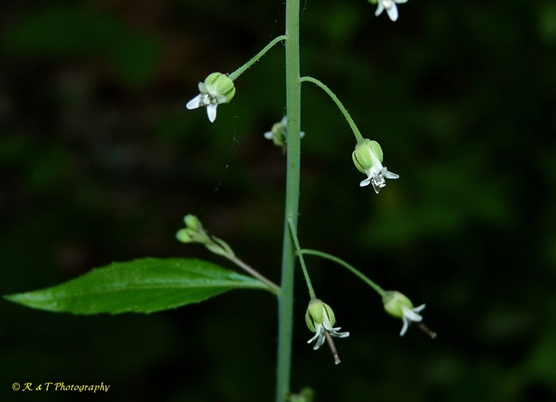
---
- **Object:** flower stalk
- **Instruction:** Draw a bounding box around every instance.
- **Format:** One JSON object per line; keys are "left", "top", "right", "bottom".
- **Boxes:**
{"left": 288, "top": 218, "right": 317, "bottom": 300}
{"left": 300, "top": 76, "right": 364, "bottom": 143}
{"left": 275, "top": 0, "right": 301, "bottom": 399}
{"left": 228, "top": 35, "right": 287, "bottom": 81}
{"left": 299, "top": 249, "right": 435, "bottom": 337}
{"left": 176, "top": 215, "right": 280, "bottom": 294}
{"left": 299, "top": 249, "right": 386, "bottom": 297}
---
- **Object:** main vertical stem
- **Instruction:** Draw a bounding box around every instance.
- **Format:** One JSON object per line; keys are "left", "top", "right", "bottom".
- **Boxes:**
{"left": 276, "top": 0, "right": 301, "bottom": 400}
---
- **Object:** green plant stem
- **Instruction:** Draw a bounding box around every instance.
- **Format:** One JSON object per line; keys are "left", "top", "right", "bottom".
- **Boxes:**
{"left": 276, "top": 0, "right": 301, "bottom": 400}
{"left": 299, "top": 249, "right": 386, "bottom": 297}
{"left": 222, "top": 254, "right": 281, "bottom": 295}
{"left": 228, "top": 35, "right": 287, "bottom": 81}
{"left": 300, "top": 76, "right": 364, "bottom": 143}
{"left": 287, "top": 219, "right": 317, "bottom": 300}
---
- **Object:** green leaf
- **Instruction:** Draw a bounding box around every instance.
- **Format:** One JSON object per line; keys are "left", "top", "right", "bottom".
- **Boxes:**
{"left": 4, "top": 258, "right": 272, "bottom": 314}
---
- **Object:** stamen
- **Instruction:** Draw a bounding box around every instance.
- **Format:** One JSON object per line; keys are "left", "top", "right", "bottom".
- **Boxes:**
{"left": 417, "top": 322, "right": 437, "bottom": 339}
{"left": 371, "top": 174, "right": 386, "bottom": 189}
{"left": 324, "top": 330, "right": 341, "bottom": 365}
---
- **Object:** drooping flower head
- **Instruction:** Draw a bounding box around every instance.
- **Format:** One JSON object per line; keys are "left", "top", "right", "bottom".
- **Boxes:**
{"left": 383, "top": 291, "right": 428, "bottom": 336}
{"left": 305, "top": 299, "right": 349, "bottom": 364}
{"left": 186, "top": 72, "right": 236, "bottom": 123}
{"left": 352, "top": 139, "right": 399, "bottom": 193}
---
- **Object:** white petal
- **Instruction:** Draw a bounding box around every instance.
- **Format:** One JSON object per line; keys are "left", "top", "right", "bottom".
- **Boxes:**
{"left": 307, "top": 332, "right": 320, "bottom": 344}
{"left": 383, "top": 169, "right": 400, "bottom": 179}
{"left": 386, "top": 4, "right": 399, "bottom": 21}
{"left": 264, "top": 131, "right": 273, "bottom": 139}
{"left": 198, "top": 82, "right": 207, "bottom": 93}
{"left": 307, "top": 324, "right": 324, "bottom": 344}
{"left": 333, "top": 330, "right": 350, "bottom": 338}
{"left": 400, "top": 318, "right": 409, "bottom": 336}
{"left": 401, "top": 305, "right": 423, "bottom": 322}
{"left": 413, "top": 304, "right": 426, "bottom": 313}
{"left": 360, "top": 177, "right": 371, "bottom": 187}
{"left": 314, "top": 334, "right": 326, "bottom": 350}
{"left": 186, "top": 95, "right": 202, "bottom": 110}
{"left": 375, "top": 3, "right": 384, "bottom": 16}
{"left": 395, "top": 0, "right": 408, "bottom": 3}
{"left": 280, "top": 116, "right": 288, "bottom": 125}
{"left": 207, "top": 104, "right": 218, "bottom": 123}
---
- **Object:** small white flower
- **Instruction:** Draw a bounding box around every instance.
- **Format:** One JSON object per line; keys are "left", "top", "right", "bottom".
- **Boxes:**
{"left": 359, "top": 153, "right": 400, "bottom": 193}
{"left": 398, "top": 303, "right": 426, "bottom": 336}
{"left": 264, "top": 116, "right": 305, "bottom": 148}
{"left": 306, "top": 299, "right": 349, "bottom": 352}
{"left": 186, "top": 73, "right": 235, "bottom": 123}
{"left": 352, "top": 139, "right": 399, "bottom": 193}
{"left": 375, "top": 0, "right": 408, "bottom": 22}
{"left": 383, "top": 291, "right": 426, "bottom": 336}
{"left": 307, "top": 314, "right": 350, "bottom": 350}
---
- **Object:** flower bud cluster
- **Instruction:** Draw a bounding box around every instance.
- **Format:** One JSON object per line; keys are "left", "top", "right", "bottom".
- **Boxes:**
{"left": 176, "top": 215, "right": 234, "bottom": 258}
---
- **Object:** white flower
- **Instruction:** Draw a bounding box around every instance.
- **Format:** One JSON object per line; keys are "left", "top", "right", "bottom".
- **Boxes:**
{"left": 186, "top": 73, "right": 235, "bottom": 123}
{"left": 305, "top": 299, "right": 349, "bottom": 351}
{"left": 383, "top": 291, "right": 426, "bottom": 336}
{"left": 375, "top": 0, "right": 408, "bottom": 22}
{"left": 359, "top": 155, "right": 400, "bottom": 193}
{"left": 398, "top": 303, "right": 426, "bottom": 336}
{"left": 352, "top": 139, "right": 399, "bottom": 193}
{"left": 264, "top": 116, "right": 305, "bottom": 148}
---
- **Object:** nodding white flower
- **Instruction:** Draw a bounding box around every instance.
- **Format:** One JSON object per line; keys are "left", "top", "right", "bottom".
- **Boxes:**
{"left": 352, "top": 139, "right": 399, "bottom": 193}
{"left": 305, "top": 299, "right": 349, "bottom": 356}
{"left": 264, "top": 116, "right": 305, "bottom": 149}
{"left": 374, "top": 0, "right": 408, "bottom": 22}
{"left": 383, "top": 291, "right": 426, "bottom": 336}
{"left": 186, "top": 72, "right": 236, "bottom": 123}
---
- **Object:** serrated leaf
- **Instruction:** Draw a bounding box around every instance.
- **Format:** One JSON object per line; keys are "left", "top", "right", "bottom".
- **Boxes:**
{"left": 4, "top": 258, "right": 272, "bottom": 314}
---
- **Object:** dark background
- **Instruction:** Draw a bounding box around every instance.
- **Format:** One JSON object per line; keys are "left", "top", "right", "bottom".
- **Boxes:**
{"left": 1, "top": 0, "right": 556, "bottom": 401}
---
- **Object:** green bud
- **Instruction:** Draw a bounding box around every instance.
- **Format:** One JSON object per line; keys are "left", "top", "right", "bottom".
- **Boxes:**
{"left": 176, "top": 229, "right": 193, "bottom": 243}
{"left": 383, "top": 290, "right": 429, "bottom": 336}
{"left": 269, "top": 121, "right": 287, "bottom": 147}
{"left": 383, "top": 291, "right": 414, "bottom": 319}
{"left": 178, "top": 215, "right": 211, "bottom": 244}
{"left": 352, "top": 139, "right": 383, "bottom": 174}
{"left": 305, "top": 299, "right": 336, "bottom": 331}
{"left": 299, "top": 388, "right": 315, "bottom": 402}
{"left": 177, "top": 214, "right": 236, "bottom": 258}
{"left": 288, "top": 387, "right": 316, "bottom": 402}
{"left": 184, "top": 214, "right": 202, "bottom": 231}
{"left": 204, "top": 72, "right": 236, "bottom": 103}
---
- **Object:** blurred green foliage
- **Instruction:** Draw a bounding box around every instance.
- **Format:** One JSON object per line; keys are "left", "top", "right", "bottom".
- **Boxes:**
{"left": 1, "top": 0, "right": 555, "bottom": 401}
